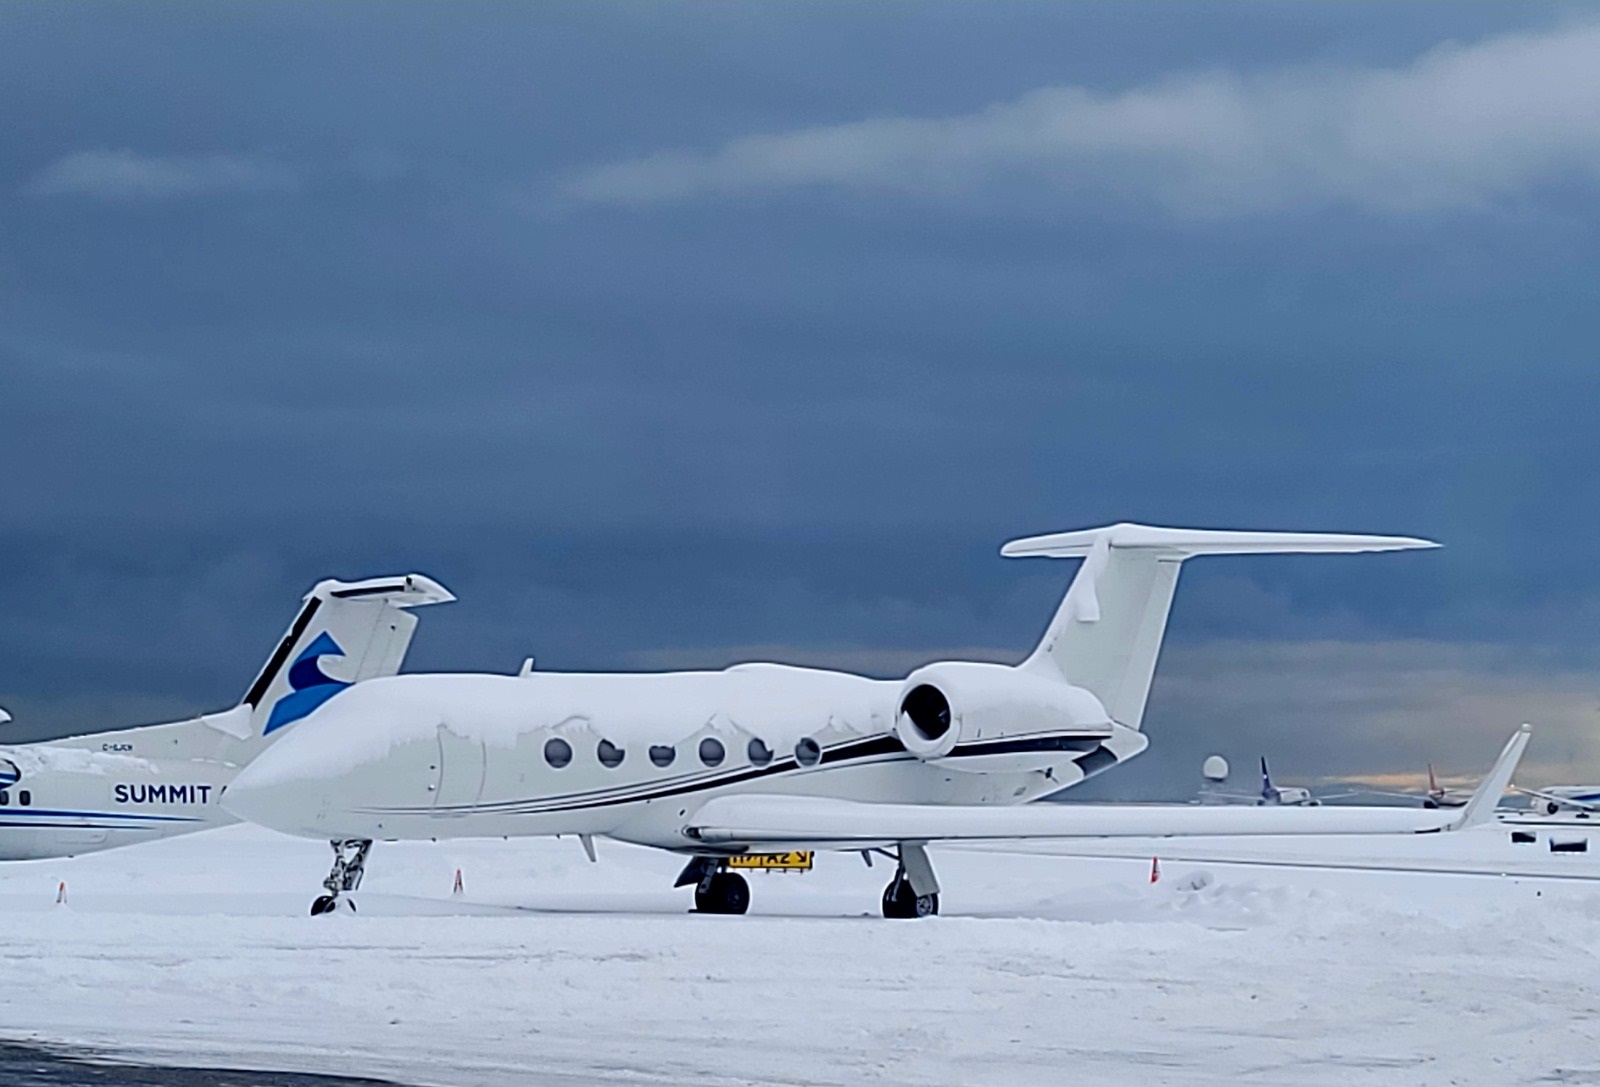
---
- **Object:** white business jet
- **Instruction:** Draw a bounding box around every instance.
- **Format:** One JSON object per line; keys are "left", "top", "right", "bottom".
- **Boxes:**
{"left": 221, "top": 523, "right": 1527, "bottom": 919}
{"left": 0, "top": 574, "right": 451, "bottom": 860}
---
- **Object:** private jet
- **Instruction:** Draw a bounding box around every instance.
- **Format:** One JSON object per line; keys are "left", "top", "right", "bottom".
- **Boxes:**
{"left": 0, "top": 574, "right": 451, "bottom": 860}
{"left": 221, "top": 522, "right": 1526, "bottom": 918}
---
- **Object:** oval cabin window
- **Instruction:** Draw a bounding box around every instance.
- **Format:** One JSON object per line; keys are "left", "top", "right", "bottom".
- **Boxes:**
{"left": 544, "top": 737, "right": 573, "bottom": 769}
{"left": 699, "top": 738, "right": 725, "bottom": 767}
{"left": 649, "top": 744, "right": 676, "bottom": 768}
{"left": 795, "top": 737, "right": 822, "bottom": 767}
{"left": 747, "top": 738, "right": 773, "bottom": 767}
{"left": 597, "top": 739, "right": 626, "bottom": 768}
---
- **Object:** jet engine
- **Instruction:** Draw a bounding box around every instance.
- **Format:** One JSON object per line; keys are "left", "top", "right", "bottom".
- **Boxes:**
{"left": 892, "top": 661, "right": 1112, "bottom": 762}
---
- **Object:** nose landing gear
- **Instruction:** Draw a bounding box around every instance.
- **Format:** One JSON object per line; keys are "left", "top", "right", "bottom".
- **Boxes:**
{"left": 311, "top": 838, "right": 372, "bottom": 916}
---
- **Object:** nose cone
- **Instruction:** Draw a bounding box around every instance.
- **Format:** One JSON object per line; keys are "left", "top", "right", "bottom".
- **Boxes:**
{"left": 224, "top": 732, "right": 341, "bottom": 838}
{"left": 224, "top": 677, "right": 442, "bottom": 838}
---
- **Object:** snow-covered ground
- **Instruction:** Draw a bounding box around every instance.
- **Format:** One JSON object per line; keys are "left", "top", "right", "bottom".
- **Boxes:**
{"left": 3, "top": 822, "right": 1600, "bottom": 1086}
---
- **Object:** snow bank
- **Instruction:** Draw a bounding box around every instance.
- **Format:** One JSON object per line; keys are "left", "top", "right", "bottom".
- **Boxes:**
{"left": 1, "top": 825, "right": 1595, "bottom": 1086}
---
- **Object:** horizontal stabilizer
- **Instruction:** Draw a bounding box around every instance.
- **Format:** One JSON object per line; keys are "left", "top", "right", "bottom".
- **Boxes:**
{"left": 1003, "top": 522, "right": 1437, "bottom": 731}
{"left": 314, "top": 574, "right": 456, "bottom": 608}
{"left": 1001, "top": 522, "right": 1439, "bottom": 559}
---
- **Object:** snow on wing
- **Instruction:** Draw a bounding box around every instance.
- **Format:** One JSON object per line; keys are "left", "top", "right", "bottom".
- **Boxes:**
{"left": 682, "top": 795, "right": 1463, "bottom": 847}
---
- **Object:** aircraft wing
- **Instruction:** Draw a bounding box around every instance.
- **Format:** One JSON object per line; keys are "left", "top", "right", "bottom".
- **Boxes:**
{"left": 1514, "top": 785, "right": 1600, "bottom": 813}
{"left": 685, "top": 726, "right": 1530, "bottom": 850}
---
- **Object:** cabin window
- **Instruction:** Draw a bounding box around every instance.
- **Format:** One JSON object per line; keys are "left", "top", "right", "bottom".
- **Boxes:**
{"left": 17, "top": 790, "right": 29, "bottom": 807}
{"left": 747, "top": 738, "right": 773, "bottom": 767}
{"left": 0, "top": 791, "right": 8, "bottom": 806}
{"left": 699, "top": 738, "right": 725, "bottom": 767}
{"left": 597, "top": 739, "right": 626, "bottom": 768}
{"left": 1550, "top": 837, "right": 1589, "bottom": 854}
{"left": 544, "top": 737, "right": 573, "bottom": 769}
{"left": 649, "top": 744, "right": 676, "bottom": 768}
{"left": 1510, "top": 831, "right": 1536, "bottom": 844}
{"left": 795, "top": 737, "right": 821, "bottom": 767}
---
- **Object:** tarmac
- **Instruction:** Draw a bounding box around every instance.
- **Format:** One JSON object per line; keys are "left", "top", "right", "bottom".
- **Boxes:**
{"left": 0, "top": 1043, "right": 407, "bottom": 1087}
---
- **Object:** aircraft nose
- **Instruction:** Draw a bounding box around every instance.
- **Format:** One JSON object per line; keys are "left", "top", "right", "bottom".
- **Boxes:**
{"left": 223, "top": 735, "right": 339, "bottom": 838}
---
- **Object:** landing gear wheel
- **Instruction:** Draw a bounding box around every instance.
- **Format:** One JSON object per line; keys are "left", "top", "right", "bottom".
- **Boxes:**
{"left": 310, "top": 838, "right": 373, "bottom": 918}
{"left": 882, "top": 876, "right": 938, "bottom": 919}
{"left": 694, "top": 871, "right": 750, "bottom": 915}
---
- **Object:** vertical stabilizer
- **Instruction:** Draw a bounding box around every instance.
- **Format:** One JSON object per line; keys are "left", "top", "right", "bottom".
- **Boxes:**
{"left": 56, "top": 574, "right": 454, "bottom": 764}
{"left": 238, "top": 575, "right": 455, "bottom": 743}
{"left": 1002, "top": 523, "right": 1436, "bottom": 730}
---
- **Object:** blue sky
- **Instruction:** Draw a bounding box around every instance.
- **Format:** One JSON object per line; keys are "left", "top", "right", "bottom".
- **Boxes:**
{"left": 3, "top": 3, "right": 1598, "bottom": 796}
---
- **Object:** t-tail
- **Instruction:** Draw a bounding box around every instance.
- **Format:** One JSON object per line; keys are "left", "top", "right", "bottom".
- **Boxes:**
{"left": 1004, "top": 523, "right": 1438, "bottom": 730}
{"left": 1260, "top": 756, "right": 1275, "bottom": 802}
{"left": 62, "top": 574, "right": 454, "bottom": 764}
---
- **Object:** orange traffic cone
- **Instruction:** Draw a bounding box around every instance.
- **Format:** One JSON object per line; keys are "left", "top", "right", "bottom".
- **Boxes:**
{"left": 56, "top": 880, "right": 67, "bottom": 905}
{"left": 1149, "top": 858, "right": 1160, "bottom": 885}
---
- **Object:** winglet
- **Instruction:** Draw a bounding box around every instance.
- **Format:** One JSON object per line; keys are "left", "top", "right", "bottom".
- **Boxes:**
{"left": 1452, "top": 724, "right": 1532, "bottom": 830}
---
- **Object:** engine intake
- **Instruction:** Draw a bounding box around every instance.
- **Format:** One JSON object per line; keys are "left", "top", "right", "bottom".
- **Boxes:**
{"left": 893, "top": 662, "right": 1113, "bottom": 764}
{"left": 900, "top": 684, "right": 952, "bottom": 744}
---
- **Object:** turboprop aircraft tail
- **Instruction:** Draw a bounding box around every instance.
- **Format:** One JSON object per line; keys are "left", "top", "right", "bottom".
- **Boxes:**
{"left": 1003, "top": 523, "right": 1437, "bottom": 731}
{"left": 237, "top": 574, "right": 454, "bottom": 742}
{"left": 66, "top": 574, "right": 454, "bottom": 764}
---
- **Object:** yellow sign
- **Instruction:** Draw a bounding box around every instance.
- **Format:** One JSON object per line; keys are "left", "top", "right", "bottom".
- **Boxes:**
{"left": 728, "top": 851, "right": 814, "bottom": 871}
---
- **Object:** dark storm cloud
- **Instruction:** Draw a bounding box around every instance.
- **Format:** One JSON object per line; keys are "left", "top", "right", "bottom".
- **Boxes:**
{"left": 1, "top": 3, "right": 1598, "bottom": 795}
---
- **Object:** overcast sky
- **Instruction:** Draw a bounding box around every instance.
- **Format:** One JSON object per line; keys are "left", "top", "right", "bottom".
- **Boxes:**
{"left": 3, "top": 3, "right": 1599, "bottom": 797}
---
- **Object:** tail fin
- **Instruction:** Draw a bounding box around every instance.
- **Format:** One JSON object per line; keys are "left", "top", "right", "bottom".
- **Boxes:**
{"left": 1427, "top": 762, "right": 1441, "bottom": 798}
{"left": 233, "top": 575, "right": 454, "bottom": 742}
{"left": 48, "top": 574, "right": 453, "bottom": 763}
{"left": 1259, "top": 756, "right": 1273, "bottom": 800}
{"left": 1004, "top": 523, "right": 1436, "bottom": 730}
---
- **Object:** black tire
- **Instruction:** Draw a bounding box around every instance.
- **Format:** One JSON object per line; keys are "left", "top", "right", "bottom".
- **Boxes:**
{"left": 311, "top": 895, "right": 336, "bottom": 916}
{"left": 881, "top": 876, "right": 937, "bottom": 919}
{"left": 693, "top": 872, "right": 750, "bottom": 915}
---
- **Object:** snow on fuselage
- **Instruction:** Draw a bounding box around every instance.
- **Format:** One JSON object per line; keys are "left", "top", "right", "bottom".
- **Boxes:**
{"left": 225, "top": 663, "right": 1135, "bottom": 850}
{"left": 0, "top": 745, "right": 232, "bottom": 861}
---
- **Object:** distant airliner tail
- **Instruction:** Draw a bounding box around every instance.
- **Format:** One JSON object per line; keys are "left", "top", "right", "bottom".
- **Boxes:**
{"left": 1003, "top": 523, "right": 1437, "bottom": 731}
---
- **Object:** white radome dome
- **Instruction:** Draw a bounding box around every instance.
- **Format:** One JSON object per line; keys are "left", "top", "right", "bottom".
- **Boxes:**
{"left": 1202, "top": 754, "right": 1230, "bottom": 782}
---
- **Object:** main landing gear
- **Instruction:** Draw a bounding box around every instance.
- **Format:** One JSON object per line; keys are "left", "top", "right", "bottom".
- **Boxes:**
{"left": 675, "top": 856, "right": 750, "bottom": 914}
{"left": 675, "top": 843, "right": 940, "bottom": 919}
{"left": 310, "top": 838, "right": 372, "bottom": 916}
{"left": 879, "top": 842, "right": 939, "bottom": 920}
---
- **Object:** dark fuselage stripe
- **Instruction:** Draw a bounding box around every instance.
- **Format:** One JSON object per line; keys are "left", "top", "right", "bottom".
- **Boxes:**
{"left": 363, "top": 731, "right": 1111, "bottom": 819}
{"left": 0, "top": 808, "right": 203, "bottom": 823}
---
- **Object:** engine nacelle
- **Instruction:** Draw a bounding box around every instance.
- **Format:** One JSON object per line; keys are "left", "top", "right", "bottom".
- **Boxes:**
{"left": 893, "top": 661, "right": 1113, "bottom": 764}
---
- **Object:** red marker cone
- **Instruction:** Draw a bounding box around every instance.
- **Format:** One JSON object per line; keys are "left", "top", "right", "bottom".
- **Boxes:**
{"left": 452, "top": 869, "right": 464, "bottom": 895}
{"left": 56, "top": 881, "right": 67, "bottom": 905}
{"left": 1149, "top": 858, "right": 1160, "bottom": 885}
